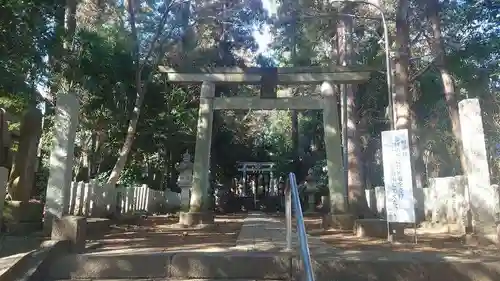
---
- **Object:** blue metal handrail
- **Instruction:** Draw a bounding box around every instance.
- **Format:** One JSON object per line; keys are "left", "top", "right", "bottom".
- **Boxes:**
{"left": 285, "top": 172, "right": 315, "bottom": 281}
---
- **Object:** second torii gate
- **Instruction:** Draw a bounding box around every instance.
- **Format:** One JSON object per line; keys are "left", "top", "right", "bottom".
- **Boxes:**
{"left": 159, "top": 65, "right": 371, "bottom": 216}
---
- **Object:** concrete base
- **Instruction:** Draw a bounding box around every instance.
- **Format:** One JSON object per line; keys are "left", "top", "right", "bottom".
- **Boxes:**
{"left": 4, "top": 200, "right": 44, "bottom": 222}
{"left": 354, "top": 219, "right": 404, "bottom": 239}
{"left": 51, "top": 216, "right": 87, "bottom": 252}
{"left": 3, "top": 200, "right": 44, "bottom": 234}
{"left": 178, "top": 211, "right": 214, "bottom": 227}
{"left": 321, "top": 213, "right": 354, "bottom": 230}
{"left": 86, "top": 218, "right": 111, "bottom": 238}
{"left": 4, "top": 221, "right": 42, "bottom": 235}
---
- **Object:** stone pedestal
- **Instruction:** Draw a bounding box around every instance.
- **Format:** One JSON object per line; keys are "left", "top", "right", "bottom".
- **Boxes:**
{"left": 354, "top": 218, "right": 404, "bottom": 239}
{"left": 180, "top": 187, "right": 190, "bottom": 210}
{"left": 51, "top": 216, "right": 87, "bottom": 252}
{"left": 4, "top": 200, "right": 44, "bottom": 234}
{"left": 178, "top": 211, "right": 215, "bottom": 227}
{"left": 176, "top": 151, "right": 193, "bottom": 211}
{"left": 44, "top": 93, "right": 79, "bottom": 231}
{"left": 304, "top": 168, "right": 318, "bottom": 212}
{"left": 321, "top": 213, "right": 354, "bottom": 230}
{"left": 318, "top": 195, "right": 329, "bottom": 213}
{"left": 306, "top": 192, "right": 315, "bottom": 212}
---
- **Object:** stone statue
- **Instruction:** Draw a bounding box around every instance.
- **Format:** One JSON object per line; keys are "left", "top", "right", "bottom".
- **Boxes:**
{"left": 303, "top": 168, "right": 318, "bottom": 211}
{"left": 177, "top": 151, "right": 193, "bottom": 171}
{"left": 7, "top": 107, "right": 43, "bottom": 202}
{"left": 237, "top": 180, "right": 244, "bottom": 196}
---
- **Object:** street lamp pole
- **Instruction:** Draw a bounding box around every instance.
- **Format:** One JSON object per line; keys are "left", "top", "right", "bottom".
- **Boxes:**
{"left": 340, "top": 0, "right": 394, "bottom": 129}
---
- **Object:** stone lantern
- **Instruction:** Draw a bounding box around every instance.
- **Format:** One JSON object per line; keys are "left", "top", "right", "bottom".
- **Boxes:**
{"left": 304, "top": 168, "right": 318, "bottom": 212}
{"left": 176, "top": 151, "right": 193, "bottom": 210}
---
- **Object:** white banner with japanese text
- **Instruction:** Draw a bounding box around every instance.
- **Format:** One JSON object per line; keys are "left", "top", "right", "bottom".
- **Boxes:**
{"left": 381, "top": 129, "right": 415, "bottom": 223}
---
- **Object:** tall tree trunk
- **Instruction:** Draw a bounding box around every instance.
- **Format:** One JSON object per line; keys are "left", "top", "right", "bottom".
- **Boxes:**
{"left": 106, "top": 0, "right": 173, "bottom": 185}
{"left": 88, "top": 131, "right": 97, "bottom": 178}
{"left": 64, "top": 0, "right": 77, "bottom": 48}
{"left": 92, "top": 128, "right": 107, "bottom": 176}
{"left": 337, "top": 10, "right": 370, "bottom": 218}
{"left": 106, "top": 0, "right": 145, "bottom": 186}
{"left": 426, "top": 0, "right": 472, "bottom": 232}
{"left": 394, "top": 0, "right": 412, "bottom": 130}
{"left": 394, "top": 0, "right": 422, "bottom": 225}
{"left": 75, "top": 131, "right": 90, "bottom": 182}
{"left": 410, "top": 86, "right": 426, "bottom": 221}
{"left": 163, "top": 145, "right": 171, "bottom": 189}
{"left": 106, "top": 77, "right": 145, "bottom": 185}
{"left": 426, "top": 0, "right": 466, "bottom": 173}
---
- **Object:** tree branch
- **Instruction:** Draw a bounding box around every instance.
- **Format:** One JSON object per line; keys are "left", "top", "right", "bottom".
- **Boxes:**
{"left": 126, "top": 0, "right": 140, "bottom": 66}
{"left": 140, "top": 0, "right": 175, "bottom": 70}
{"left": 409, "top": 57, "right": 437, "bottom": 82}
{"left": 410, "top": 30, "right": 424, "bottom": 45}
{"left": 142, "top": 32, "right": 178, "bottom": 94}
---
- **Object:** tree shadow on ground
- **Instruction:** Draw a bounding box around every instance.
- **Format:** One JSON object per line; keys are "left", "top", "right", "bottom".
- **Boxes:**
{"left": 0, "top": 235, "right": 46, "bottom": 258}
{"left": 85, "top": 214, "right": 246, "bottom": 253}
{"left": 44, "top": 211, "right": 500, "bottom": 281}
{"left": 291, "top": 213, "right": 498, "bottom": 257}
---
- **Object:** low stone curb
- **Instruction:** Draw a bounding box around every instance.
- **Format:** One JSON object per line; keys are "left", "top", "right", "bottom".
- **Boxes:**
{"left": 0, "top": 240, "right": 70, "bottom": 281}
{"left": 45, "top": 250, "right": 500, "bottom": 281}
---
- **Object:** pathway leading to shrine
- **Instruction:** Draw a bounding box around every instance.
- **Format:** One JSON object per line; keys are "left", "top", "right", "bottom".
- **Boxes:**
{"left": 233, "top": 212, "right": 500, "bottom": 281}
{"left": 6, "top": 212, "right": 500, "bottom": 281}
{"left": 235, "top": 212, "right": 500, "bottom": 258}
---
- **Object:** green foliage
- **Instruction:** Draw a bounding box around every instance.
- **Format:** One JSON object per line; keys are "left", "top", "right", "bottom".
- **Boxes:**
{"left": 2, "top": 0, "right": 499, "bottom": 194}
{"left": 0, "top": 0, "right": 56, "bottom": 94}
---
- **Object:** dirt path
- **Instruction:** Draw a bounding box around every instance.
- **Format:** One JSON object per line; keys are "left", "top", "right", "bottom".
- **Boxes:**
{"left": 84, "top": 212, "right": 498, "bottom": 257}
{"left": 86, "top": 214, "right": 245, "bottom": 254}
{"left": 299, "top": 214, "right": 499, "bottom": 257}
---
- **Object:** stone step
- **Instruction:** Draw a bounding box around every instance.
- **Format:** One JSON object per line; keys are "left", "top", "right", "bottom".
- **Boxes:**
{"left": 47, "top": 278, "right": 288, "bottom": 281}
{"left": 310, "top": 251, "right": 500, "bottom": 281}
{"left": 32, "top": 244, "right": 500, "bottom": 281}
{"left": 46, "top": 251, "right": 297, "bottom": 280}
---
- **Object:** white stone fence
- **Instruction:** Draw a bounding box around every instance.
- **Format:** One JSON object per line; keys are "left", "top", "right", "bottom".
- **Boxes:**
{"left": 65, "top": 180, "right": 181, "bottom": 217}
{"left": 365, "top": 176, "right": 500, "bottom": 224}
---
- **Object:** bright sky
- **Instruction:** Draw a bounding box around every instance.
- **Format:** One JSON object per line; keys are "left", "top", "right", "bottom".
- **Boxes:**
{"left": 253, "top": 0, "right": 277, "bottom": 54}
{"left": 38, "top": 1, "right": 277, "bottom": 103}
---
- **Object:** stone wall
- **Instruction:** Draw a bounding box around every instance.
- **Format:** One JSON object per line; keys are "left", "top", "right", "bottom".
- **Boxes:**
{"left": 425, "top": 176, "right": 467, "bottom": 224}
{"left": 365, "top": 176, "right": 470, "bottom": 224}
{"left": 364, "top": 99, "right": 498, "bottom": 231}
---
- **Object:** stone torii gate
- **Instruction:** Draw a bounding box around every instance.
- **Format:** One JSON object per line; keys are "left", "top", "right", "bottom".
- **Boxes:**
{"left": 159, "top": 65, "right": 371, "bottom": 225}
